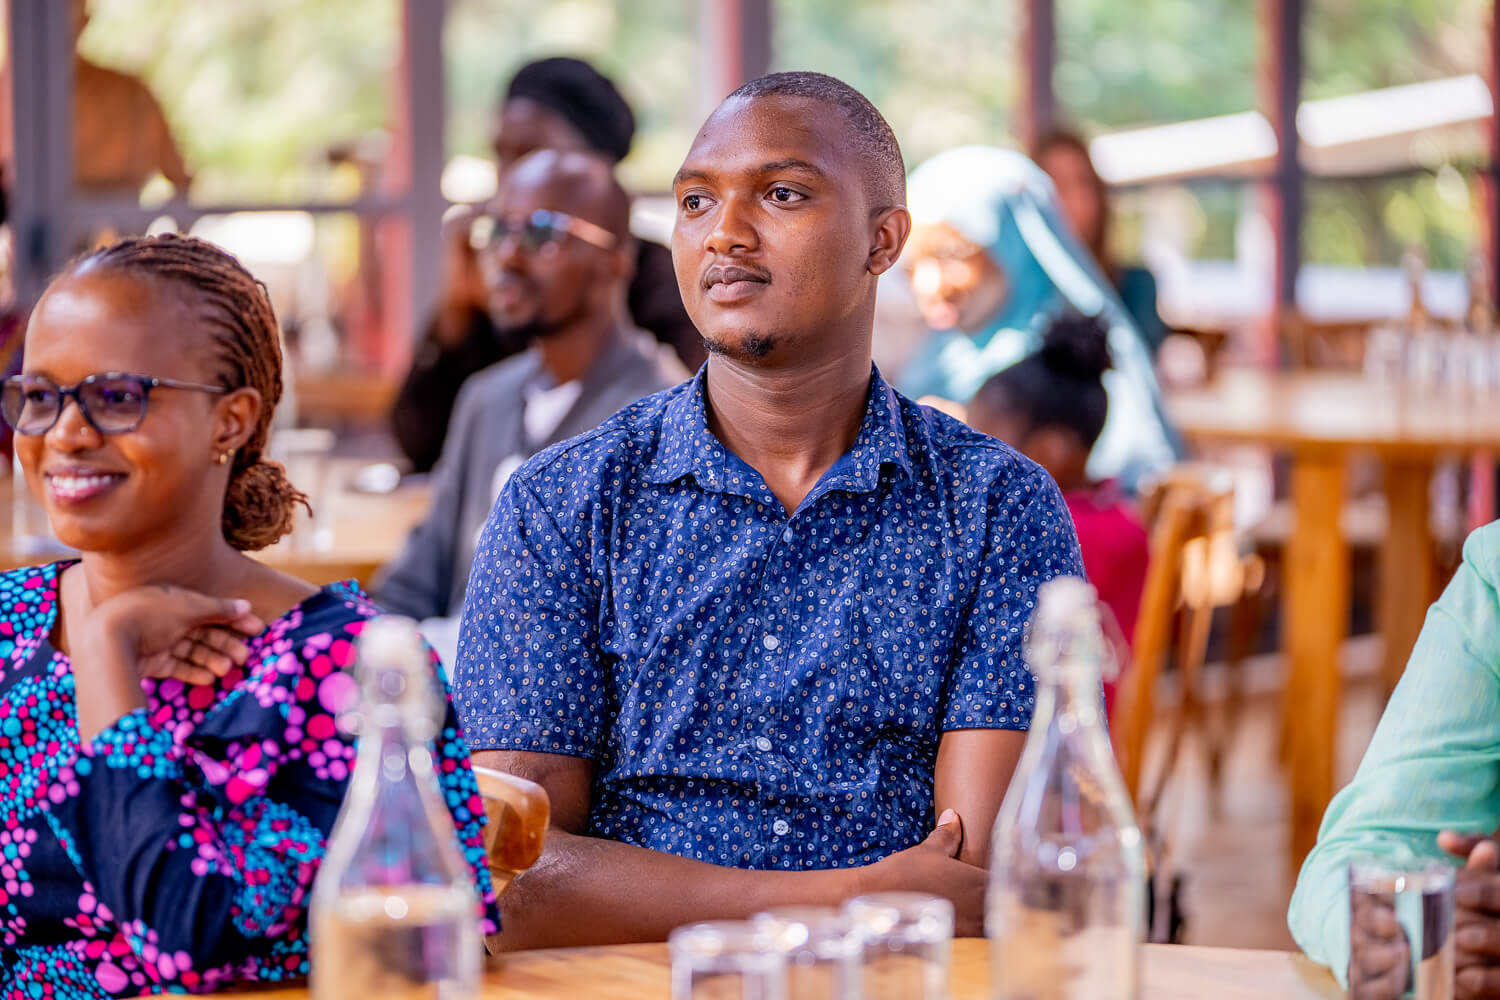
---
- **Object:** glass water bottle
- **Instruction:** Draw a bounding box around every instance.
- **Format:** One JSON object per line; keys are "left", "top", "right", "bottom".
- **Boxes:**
{"left": 988, "top": 576, "right": 1145, "bottom": 1000}
{"left": 309, "top": 616, "right": 481, "bottom": 999}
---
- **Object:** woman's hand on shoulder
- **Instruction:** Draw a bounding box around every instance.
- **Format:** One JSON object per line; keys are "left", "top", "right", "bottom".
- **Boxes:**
{"left": 85, "top": 585, "right": 266, "bottom": 687}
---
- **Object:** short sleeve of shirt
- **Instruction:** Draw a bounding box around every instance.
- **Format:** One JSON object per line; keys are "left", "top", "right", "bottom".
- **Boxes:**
{"left": 941, "top": 469, "right": 1085, "bottom": 731}
{"left": 453, "top": 473, "right": 607, "bottom": 757}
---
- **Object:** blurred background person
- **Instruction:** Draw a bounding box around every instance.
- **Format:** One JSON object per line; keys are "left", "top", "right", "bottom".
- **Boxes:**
{"left": 1033, "top": 129, "right": 1168, "bottom": 358}
{"left": 376, "top": 150, "right": 682, "bottom": 663}
{"left": 900, "top": 145, "right": 1179, "bottom": 490}
{"left": 0, "top": 0, "right": 191, "bottom": 197}
{"left": 390, "top": 56, "right": 700, "bottom": 475}
{"left": 967, "top": 310, "right": 1148, "bottom": 719}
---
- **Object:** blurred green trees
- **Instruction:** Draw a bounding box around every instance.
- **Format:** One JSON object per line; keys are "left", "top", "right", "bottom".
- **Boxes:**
{"left": 53, "top": 0, "right": 1493, "bottom": 270}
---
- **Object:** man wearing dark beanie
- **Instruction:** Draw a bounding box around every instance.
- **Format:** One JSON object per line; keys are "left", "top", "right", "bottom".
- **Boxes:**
{"left": 391, "top": 56, "right": 702, "bottom": 475}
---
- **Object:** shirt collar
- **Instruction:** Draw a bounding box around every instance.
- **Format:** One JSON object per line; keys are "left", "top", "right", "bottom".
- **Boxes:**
{"left": 642, "top": 365, "right": 913, "bottom": 499}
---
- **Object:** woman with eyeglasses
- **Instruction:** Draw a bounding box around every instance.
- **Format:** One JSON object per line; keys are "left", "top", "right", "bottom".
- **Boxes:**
{"left": 0, "top": 234, "right": 497, "bottom": 996}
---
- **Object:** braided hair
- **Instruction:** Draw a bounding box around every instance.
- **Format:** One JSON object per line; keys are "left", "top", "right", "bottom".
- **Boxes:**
{"left": 68, "top": 233, "right": 310, "bottom": 551}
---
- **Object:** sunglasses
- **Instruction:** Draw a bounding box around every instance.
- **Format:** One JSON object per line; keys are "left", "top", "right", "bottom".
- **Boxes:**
{"left": 469, "top": 209, "right": 618, "bottom": 258}
{"left": 1, "top": 372, "right": 228, "bottom": 437}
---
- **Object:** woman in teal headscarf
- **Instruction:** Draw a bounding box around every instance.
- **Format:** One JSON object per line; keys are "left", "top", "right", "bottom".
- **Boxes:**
{"left": 899, "top": 145, "right": 1180, "bottom": 489}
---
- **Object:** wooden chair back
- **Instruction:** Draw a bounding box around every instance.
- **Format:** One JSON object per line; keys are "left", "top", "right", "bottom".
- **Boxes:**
{"left": 1114, "top": 464, "right": 1248, "bottom": 808}
{"left": 471, "top": 765, "right": 549, "bottom": 897}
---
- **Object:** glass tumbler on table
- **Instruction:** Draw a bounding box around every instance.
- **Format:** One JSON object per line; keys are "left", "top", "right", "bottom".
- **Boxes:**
{"left": 269, "top": 427, "right": 336, "bottom": 551}
{"left": 670, "top": 920, "right": 788, "bottom": 1000}
{"left": 1348, "top": 858, "right": 1455, "bottom": 1000}
{"left": 753, "top": 906, "right": 861, "bottom": 1000}
{"left": 843, "top": 892, "right": 953, "bottom": 1000}
{"left": 10, "top": 451, "right": 72, "bottom": 559}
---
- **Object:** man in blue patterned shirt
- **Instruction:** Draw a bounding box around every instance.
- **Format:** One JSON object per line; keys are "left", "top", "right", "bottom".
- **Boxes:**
{"left": 455, "top": 71, "right": 1084, "bottom": 948}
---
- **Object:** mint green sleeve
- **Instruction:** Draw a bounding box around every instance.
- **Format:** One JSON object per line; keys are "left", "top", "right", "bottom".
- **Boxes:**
{"left": 1288, "top": 522, "right": 1500, "bottom": 987}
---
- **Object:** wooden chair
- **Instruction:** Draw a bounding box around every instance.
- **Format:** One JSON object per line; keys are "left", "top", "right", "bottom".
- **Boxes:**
{"left": 1115, "top": 464, "right": 1262, "bottom": 817}
{"left": 472, "top": 765, "right": 550, "bottom": 952}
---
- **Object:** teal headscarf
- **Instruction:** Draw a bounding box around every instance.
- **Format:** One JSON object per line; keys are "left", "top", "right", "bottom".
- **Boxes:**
{"left": 898, "top": 146, "right": 1180, "bottom": 488}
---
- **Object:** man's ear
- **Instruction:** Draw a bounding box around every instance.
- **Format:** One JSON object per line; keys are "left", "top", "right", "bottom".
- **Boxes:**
{"left": 211, "top": 387, "right": 263, "bottom": 456}
{"left": 868, "top": 206, "right": 912, "bottom": 277}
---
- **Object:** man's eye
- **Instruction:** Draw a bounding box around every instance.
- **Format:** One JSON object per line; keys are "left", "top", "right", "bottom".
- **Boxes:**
{"left": 682, "top": 194, "right": 704, "bottom": 211}
{"left": 769, "top": 187, "right": 802, "bottom": 203}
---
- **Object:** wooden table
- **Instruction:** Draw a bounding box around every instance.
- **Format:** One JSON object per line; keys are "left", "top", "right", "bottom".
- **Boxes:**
{"left": 1166, "top": 368, "right": 1500, "bottom": 867}
{"left": 0, "top": 459, "right": 431, "bottom": 589}
{"left": 215, "top": 939, "right": 1341, "bottom": 998}
{"left": 295, "top": 371, "right": 400, "bottom": 428}
{"left": 252, "top": 461, "right": 431, "bottom": 586}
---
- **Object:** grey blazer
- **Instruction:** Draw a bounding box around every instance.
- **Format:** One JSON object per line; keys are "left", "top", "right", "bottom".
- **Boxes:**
{"left": 375, "top": 330, "right": 685, "bottom": 619}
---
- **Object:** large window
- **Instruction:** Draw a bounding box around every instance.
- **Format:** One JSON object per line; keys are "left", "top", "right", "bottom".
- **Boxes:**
{"left": 81, "top": 0, "right": 399, "bottom": 204}
{"left": 1298, "top": 0, "right": 1489, "bottom": 319}
{"left": 1054, "top": 0, "right": 1257, "bottom": 131}
{"left": 446, "top": 0, "right": 699, "bottom": 193}
{"left": 772, "top": 0, "right": 1020, "bottom": 173}
{"left": 1304, "top": 0, "right": 1488, "bottom": 101}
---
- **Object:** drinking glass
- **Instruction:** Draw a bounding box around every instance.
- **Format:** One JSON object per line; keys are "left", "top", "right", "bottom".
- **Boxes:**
{"left": 670, "top": 920, "right": 788, "bottom": 1000}
{"left": 1364, "top": 324, "right": 1405, "bottom": 389}
{"left": 1348, "top": 857, "right": 1455, "bottom": 1000}
{"left": 844, "top": 892, "right": 952, "bottom": 1000}
{"left": 10, "top": 451, "right": 72, "bottom": 558}
{"left": 753, "top": 906, "right": 861, "bottom": 1000}
{"left": 269, "top": 427, "right": 336, "bottom": 551}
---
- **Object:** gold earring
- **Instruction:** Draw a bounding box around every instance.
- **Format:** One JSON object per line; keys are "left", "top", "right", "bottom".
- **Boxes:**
{"left": 217, "top": 449, "right": 233, "bottom": 466}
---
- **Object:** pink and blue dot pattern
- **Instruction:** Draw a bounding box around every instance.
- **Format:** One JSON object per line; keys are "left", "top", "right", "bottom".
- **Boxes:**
{"left": 0, "top": 562, "right": 497, "bottom": 997}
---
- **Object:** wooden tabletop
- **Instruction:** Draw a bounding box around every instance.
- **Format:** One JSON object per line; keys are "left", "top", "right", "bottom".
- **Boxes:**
{"left": 251, "top": 462, "right": 431, "bottom": 586}
{"left": 1166, "top": 368, "right": 1500, "bottom": 457}
{"left": 213, "top": 939, "right": 1341, "bottom": 999}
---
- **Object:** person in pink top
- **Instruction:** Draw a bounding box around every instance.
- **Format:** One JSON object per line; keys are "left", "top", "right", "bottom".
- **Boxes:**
{"left": 967, "top": 311, "right": 1149, "bottom": 718}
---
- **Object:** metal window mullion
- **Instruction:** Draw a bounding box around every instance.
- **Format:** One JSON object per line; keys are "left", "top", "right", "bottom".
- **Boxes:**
{"left": 9, "top": 0, "right": 74, "bottom": 301}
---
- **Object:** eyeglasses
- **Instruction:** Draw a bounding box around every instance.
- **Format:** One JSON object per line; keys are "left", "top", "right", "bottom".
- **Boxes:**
{"left": 1, "top": 372, "right": 229, "bottom": 436}
{"left": 469, "top": 209, "right": 618, "bottom": 258}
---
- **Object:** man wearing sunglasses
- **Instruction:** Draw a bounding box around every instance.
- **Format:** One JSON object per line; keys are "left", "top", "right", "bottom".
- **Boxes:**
{"left": 390, "top": 57, "right": 701, "bottom": 476}
{"left": 374, "top": 150, "right": 682, "bottom": 655}
{"left": 456, "top": 73, "right": 1082, "bottom": 947}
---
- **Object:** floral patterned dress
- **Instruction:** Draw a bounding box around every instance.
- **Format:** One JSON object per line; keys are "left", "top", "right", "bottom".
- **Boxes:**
{"left": 0, "top": 562, "right": 498, "bottom": 997}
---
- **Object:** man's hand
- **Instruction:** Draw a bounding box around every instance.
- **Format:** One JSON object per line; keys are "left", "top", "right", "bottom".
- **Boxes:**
{"left": 863, "top": 809, "right": 987, "bottom": 936}
{"left": 1441, "top": 832, "right": 1500, "bottom": 999}
{"left": 1348, "top": 888, "right": 1412, "bottom": 1000}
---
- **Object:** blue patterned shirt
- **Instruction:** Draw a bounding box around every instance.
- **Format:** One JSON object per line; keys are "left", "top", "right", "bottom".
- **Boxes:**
{"left": 454, "top": 368, "right": 1083, "bottom": 870}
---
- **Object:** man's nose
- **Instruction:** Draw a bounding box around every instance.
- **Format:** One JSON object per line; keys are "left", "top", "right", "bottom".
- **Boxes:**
{"left": 704, "top": 195, "right": 758, "bottom": 256}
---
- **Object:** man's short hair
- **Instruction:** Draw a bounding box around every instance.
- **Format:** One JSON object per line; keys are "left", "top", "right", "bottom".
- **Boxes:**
{"left": 726, "top": 71, "right": 905, "bottom": 210}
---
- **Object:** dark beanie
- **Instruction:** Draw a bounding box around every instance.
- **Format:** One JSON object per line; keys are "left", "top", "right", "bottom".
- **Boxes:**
{"left": 505, "top": 57, "right": 636, "bottom": 164}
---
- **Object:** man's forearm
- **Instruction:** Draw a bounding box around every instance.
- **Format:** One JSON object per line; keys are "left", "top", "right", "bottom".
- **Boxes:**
{"left": 493, "top": 828, "right": 866, "bottom": 950}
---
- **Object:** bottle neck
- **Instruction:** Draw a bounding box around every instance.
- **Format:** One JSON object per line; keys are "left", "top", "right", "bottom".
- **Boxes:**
{"left": 348, "top": 661, "right": 442, "bottom": 790}
{"left": 1031, "top": 662, "right": 1109, "bottom": 735}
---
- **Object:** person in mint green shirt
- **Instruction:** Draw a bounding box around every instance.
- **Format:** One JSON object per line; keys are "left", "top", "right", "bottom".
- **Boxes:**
{"left": 1289, "top": 519, "right": 1500, "bottom": 997}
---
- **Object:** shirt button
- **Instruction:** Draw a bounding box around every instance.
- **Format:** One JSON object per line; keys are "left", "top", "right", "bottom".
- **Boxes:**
{"left": 781, "top": 527, "right": 793, "bottom": 543}
{"left": 772, "top": 819, "right": 790, "bottom": 836}
{"left": 755, "top": 736, "right": 773, "bottom": 752}
{"left": 763, "top": 634, "right": 780, "bottom": 651}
